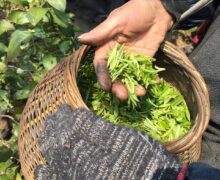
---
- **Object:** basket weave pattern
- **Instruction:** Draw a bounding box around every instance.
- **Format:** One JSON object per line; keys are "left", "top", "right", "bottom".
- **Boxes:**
{"left": 19, "top": 42, "right": 210, "bottom": 180}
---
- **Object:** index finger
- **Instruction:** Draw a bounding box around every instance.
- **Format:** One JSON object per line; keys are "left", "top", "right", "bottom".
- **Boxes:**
{"left": 94, "top": 42, "right": 114, "bottom": 91}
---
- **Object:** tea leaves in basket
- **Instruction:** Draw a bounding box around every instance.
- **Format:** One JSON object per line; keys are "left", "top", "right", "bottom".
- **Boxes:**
{"left": 78, "top": 44, "right": 192, "bottom": 142}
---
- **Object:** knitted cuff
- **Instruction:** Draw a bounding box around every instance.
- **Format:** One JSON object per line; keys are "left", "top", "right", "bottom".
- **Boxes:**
{"left": 36, "top": 104, "right": 181, "bottom": 180}
{"left": 71, "top": 107, "right": 182, "bottom": 179}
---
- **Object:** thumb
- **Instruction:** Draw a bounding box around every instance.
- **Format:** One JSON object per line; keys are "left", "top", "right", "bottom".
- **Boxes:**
{"left": 78, "top": 13, "right": 121, "bottom": 46}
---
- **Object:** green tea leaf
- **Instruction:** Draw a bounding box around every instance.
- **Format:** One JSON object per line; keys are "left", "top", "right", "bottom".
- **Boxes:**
{"left": 78, "top": 44, "right": 192, "bottom": 142}
{"left": 0, "top": 90, "right": 12, "bottom": 113}
{"left": 0, "top": 1, "right": 77, "bottom": 178}
{"left": 0, "top": 159, "right": 13, "bottom": 174}
{"left": 0, "top": 146, "right": 13, "bottom": 163}
{"left": 12, "top": 124, "right": 19, "bottom": 138}
{"left": 0, "top": 62, "right": 7, "bottom": 73}
{"left": 50, "top": 8, "right": 68, "bottom": 28}
{"left": 28, "top": 7, "right": 48, "bottom": 26}
{"left": 59, "top": 40, "right": 72, "bottom": 55}
{"left": 0, "top": 2, "right": 4, "bottom": 7}
{"left": 73, "top": 25, "right": 81, "bottom": 32}
{"left": 0, "top": 161, "right": 17, "bottom": 180}
{"left": 47, "top": 0, "right": 66, "bottom": 12}
{"left": 0, "top": 43, "right": 7, "bottom": 53}
{"left": 7, "top": 30, "right": 33, "bottom": 60}
{"left": 31, "top": 69, "right": 47, "bottom": 82}
{"left": 16, "top": 173, "right": 22, "bottom": 180}
{"left": 33, "top": 27, "right": 46, "bottom": 38}
{"left": 14, "top": 85, "right": 33, "bottom": 100}
{"left": 8, "top": 10, "right": 30, "bottom": 25}
{"left": 0, "top": 20, "right": 15, "bottom": 36}
{"left": 9, "top": 0, "right": 28, "bottom": 6}
{"left": 42, "top": 54, "right": 57, "bottom": 70}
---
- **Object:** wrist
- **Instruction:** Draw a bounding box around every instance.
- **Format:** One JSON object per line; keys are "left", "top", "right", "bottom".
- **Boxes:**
{"left": 155, "top": 0, "right": 174, "bottom": 29}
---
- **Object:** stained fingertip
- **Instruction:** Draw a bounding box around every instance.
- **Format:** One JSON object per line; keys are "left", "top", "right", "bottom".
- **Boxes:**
{"left": 95, "top": 63, "right": 112, "bottom": 91}
{"left": 98, "top": 74, "right": 112, "bottom": 91}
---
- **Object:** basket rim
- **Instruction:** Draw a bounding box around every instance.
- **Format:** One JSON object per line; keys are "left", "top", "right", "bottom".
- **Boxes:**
{"left": 160, "top": 41, "right": 210, "bottom": 152}
{"left": 75, "top": 42, "right": 210, "bottom": 153}
{"left": 18, "top": 41, "right": 210, "bottom": 180}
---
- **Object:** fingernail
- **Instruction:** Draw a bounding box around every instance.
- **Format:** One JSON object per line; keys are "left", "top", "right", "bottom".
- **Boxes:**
{"left": 95, "top": 64, "right": 112, "bottom": 91}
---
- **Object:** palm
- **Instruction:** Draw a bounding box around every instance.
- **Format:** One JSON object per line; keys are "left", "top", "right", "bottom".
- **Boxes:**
{"left": 78, "top": 0, "right": 173, "bottom": 99}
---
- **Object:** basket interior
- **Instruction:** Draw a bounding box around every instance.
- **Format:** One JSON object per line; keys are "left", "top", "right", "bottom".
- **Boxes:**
{"left": 155, "top": 51, "right": 198, "bottom": 123}
{"left": 77, "top": 49, "right": 198, "bottom": 124}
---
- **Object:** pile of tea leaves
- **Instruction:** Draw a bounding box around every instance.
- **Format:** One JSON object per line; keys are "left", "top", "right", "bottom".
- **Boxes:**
{"left": 77, "top": 44, "right": 192, "bottom": 142}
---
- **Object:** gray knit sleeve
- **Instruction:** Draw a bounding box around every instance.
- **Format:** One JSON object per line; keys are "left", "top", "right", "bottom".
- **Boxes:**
{"left": 35, "top": 104, "right": 181, "bottom": 180}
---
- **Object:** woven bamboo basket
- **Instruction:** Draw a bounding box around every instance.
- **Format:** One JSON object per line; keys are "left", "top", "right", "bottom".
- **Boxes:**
{"left": 18, "top": 41, "right": 210, "bottom": 180}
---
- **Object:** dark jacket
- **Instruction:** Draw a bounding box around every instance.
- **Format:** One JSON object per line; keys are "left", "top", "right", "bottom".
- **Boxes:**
{"left": 69, "top": 0, "right": 219, "bottom": 28}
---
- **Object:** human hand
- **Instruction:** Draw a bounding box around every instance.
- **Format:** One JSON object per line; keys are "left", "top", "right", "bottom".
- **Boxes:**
{"left": 78, "top": 0, "right": 173, "bottom": 100}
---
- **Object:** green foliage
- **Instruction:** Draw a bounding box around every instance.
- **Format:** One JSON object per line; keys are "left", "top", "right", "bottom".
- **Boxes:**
{"left": 0, "top": 90, "right": 13, "bottom": 113}
{"left": 8, "top": 10, "right": 31, "bottom": 25}
{"left": 42, "top": 54, "right": 57, "bottom": 71}
{"left": 7, "top": 30, "right": 33, "bottom": 59}
{"left": 47, "top": 0, "right": 66, "bottom": 12}
{"left": 0, "top": 0, "right": 77, "bottom": 113}
{"left": 0, "top": 121, "right": 20, "bottom": 179}
{"left": 78, "top": 45, "right": 192, "bottom": 142}
{"left": 0, "top": 0, "right": 78, "bottom": 178}
{"left": 0, "top": 43, "right": 7, "bottom": 53}
{"left": 27, "top": 7, "right": 48, "bottom": 26}
{"left": 0, "top": 20, "right": 15, "bottom": 35}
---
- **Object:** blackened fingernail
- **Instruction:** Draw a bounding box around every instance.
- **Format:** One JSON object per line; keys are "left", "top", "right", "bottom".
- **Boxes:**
{"left": 95, "top": 63, "right": 112, "bottom": 91}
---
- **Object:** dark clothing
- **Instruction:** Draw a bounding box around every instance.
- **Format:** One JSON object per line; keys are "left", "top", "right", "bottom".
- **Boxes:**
{"left": 68, "top": 0, "right": 127, "bottom": 30}
{"left": 35, "top": 105, "right": 220, "bottom": 180}
{"left": 190, "top": 7, "right": 220, "bottom": 168}
{"left": 71, "top": 0, "right": 126, "bottom": 22}
{"left": 162, "top": 0, "right": 219, "bottom": 28}
{"left": 186, "top": 163, "right": 220, "bottom": 180}
{"left": 68, "top": 0, "right": 219, "bottom": 29}
{"left": 35, "top": 104, "right": 220, "bottom": 180}
{"left": 35, "top": 105, "right": 181, "bottom": 180}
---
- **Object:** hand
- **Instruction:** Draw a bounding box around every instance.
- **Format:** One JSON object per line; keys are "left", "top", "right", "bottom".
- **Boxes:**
{"left": 78, "top": 0, "right": 173, "bottom": 100}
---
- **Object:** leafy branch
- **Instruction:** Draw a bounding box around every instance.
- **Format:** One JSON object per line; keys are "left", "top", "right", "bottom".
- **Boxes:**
{"left": 0, "top": 0, "right": 78, "bottom": 179}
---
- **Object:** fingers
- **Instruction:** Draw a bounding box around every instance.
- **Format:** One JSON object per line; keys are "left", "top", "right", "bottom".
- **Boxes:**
{"left": 94, "top": 43, "right": 113, "bottom": 91}
{"left": 95, "top": 61, "right": 112, "bottom": 92}
{"left": 94, "top": 42, "right": 129, "bottom": 101}
{"left": 112, "top": 80, "right": 128, "bottom": 101}
{"left": 112, "top": 82, "right": 147, "bottom": 101}
{"left": 78, "top": 11, "right": 121, "bottom": 46}
{"left": 134, "top": 85, "right": 146, "bottom": 97}
{"left": 94, "top": 42, "right": 148, "bottom": 101}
